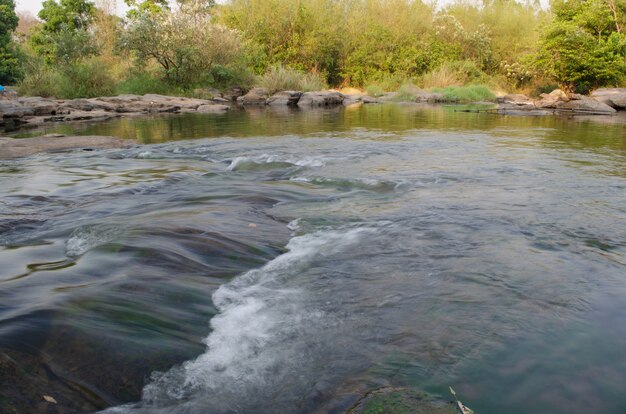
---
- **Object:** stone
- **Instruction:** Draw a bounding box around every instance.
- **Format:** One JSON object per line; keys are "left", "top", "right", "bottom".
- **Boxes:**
{"left": 296, "top": 91, "right": 344, "bottom": 107}
{"left": 267, "top": 91, "right": 303, "bottom": 106}
{"left": 237, "top": 87, "right": 269, "bottom": 105}
{"left": 536, "top": 89, "right": 570, "bottom": 108}
{"left": 590, "top": 88, "right": 626, "bottom": 109}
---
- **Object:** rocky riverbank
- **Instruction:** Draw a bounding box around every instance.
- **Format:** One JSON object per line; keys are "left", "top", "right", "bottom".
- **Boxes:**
{"left": 1, "top": 87, "right": 625, "bottom": 135}
{"left": 0, "top": 94, "right": 231, "bottom": 131}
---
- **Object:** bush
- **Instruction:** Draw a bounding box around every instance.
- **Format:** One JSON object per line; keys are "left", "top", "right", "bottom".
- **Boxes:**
{"left": 256, "top": 65, "right": 327, "bottom": 93}
{"left": 18, "top": 56, "right": 115, "bottom": 98}
{"left": 432, "top": 85, "right": 496, "bottom": 102}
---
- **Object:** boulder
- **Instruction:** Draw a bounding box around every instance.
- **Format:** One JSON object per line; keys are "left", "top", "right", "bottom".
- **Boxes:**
{"left": 590, "top": 88, "right": 626, "bottom": 109}
{"left": 536, "top": 89, "right": 569, "bottom": 108}
{"left": 267, "top": 91, "right": 302, "bottom": 106}
{"left": 237, "top": 87, "right": 269, "bottom": 105}
{"left": 296, "top": 91, "right": 344, "bottom": 107}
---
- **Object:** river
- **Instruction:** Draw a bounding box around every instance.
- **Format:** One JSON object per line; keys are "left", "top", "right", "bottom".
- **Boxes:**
{"left": 1, "top": 104, "right": 625, "bottom": 413}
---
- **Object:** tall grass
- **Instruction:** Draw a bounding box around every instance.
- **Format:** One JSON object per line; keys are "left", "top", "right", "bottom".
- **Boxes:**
{"left": 256, "top": 66, "right": 327, "bottom": 93}
{"left": 431, "top": 85, "right": 496, "bottom": 102}
{"left": 18, "top": 57, "right": 116, "bottom": 98}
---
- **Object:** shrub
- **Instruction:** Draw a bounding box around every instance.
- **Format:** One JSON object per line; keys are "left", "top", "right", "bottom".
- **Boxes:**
{"left": 432, "top": 85, "right": 496, "bottom": 102}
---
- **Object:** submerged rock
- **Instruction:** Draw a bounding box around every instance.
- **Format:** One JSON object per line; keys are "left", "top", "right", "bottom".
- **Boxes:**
{"left": 0, "top": 135, "right": 131, "bottom": 159}
{"left": 346, "top": 387, "right": 458, "bottom": 414}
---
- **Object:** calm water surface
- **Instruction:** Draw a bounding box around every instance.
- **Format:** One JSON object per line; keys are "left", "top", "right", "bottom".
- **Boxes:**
{"left": 1, "top": 104, "right": 626, "bottom": 413}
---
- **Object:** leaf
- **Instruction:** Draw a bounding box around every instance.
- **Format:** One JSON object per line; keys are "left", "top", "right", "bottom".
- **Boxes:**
{"left": 43, "top": 395, "right": 57, "bottom": 404}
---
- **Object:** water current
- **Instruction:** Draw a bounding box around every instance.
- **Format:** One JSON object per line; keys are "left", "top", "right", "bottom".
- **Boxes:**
{"left": 1, "top": 104, "right": 625, "bottom": 413}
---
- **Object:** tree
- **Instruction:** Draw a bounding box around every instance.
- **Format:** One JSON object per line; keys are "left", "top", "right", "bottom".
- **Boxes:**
{"left": 120, "top": 5, "right": 245, "bottom": 87}
{"left": 536, "top": 0, "right": 626, "bottom": 91}
{"left": 30, "top": 0, "right": 97, "bottom": 63}
{"left": 0, "top": 0, "right": 21, "bottom": 83}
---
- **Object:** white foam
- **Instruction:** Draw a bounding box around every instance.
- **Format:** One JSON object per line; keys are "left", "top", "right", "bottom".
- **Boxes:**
{"left": 103, "top": 227, "right": 370, "bottom": 412}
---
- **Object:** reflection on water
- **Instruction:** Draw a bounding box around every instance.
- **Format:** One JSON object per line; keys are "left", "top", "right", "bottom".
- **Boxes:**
{"left": 1, "top": 104, "right": 625, "bottom": 414}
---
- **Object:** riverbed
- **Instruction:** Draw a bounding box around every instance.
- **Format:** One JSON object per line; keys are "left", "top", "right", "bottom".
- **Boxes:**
{"left": 1, "top": 104, "right": 625, "bottom": 413}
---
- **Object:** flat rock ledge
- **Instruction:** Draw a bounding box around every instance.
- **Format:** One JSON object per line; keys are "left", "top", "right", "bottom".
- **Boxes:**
{"left": 0, "top": 94, "right": 230, "bottom": 130}
{"left": 0, "top": 135, "right": 132, "bottom": 160}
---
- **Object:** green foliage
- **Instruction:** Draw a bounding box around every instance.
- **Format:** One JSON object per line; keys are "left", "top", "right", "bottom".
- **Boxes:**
{"left": 536, "top": 0, "right": 626, "bottom": 90}
{"left": 29, "top": 0, "right": 98, "bottom": 64}
{"left": 432, "top": 85, "right": 496, "bottom": 102}
{"left": 0, "top": 0, "right": 20, "bottom": 83}
{"left": 256, "top": 65, "right": 326, "bottom": 93}
{"left": 38, "top": 0, "right": 95, "bottom": 32}
{"left": 10, "top": 0, "right": 626, "bottom": 97}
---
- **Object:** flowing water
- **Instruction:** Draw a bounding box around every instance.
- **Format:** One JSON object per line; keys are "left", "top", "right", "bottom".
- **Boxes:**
{"left": 1, "top": 104, "right": 626, "bottom": 414}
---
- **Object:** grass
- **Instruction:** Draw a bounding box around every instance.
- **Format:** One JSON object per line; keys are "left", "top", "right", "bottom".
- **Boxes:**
{"left": 256, "top": 65, "right": 327, "bottom": 94}
{"left": 432, "top": 84, "right": 496, "bottom": 102}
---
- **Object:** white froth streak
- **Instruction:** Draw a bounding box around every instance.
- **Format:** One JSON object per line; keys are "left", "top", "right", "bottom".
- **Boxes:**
{"left": 103, "top": 227, "right": 371, "bottom": 413}
{"left": 227, "top": 154, "right": 326, "bottom": 171}
{"left": 66, "top": 225, "right": 124, "bottom": 257}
